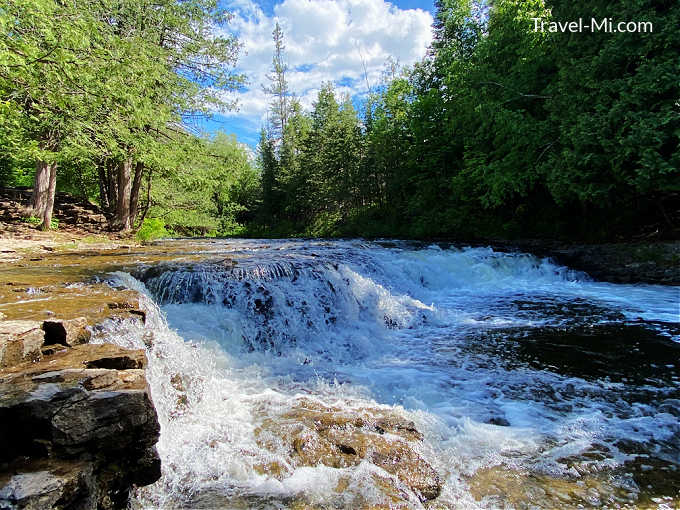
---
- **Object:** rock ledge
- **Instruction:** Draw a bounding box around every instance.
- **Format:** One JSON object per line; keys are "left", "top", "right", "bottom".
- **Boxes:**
{"left": 0, "top": 319, "right": 160, "bottom": 510}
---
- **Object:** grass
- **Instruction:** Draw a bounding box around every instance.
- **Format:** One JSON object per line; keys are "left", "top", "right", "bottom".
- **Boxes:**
{"left": 20, "top": 216, "right": 59, "bottom": 230}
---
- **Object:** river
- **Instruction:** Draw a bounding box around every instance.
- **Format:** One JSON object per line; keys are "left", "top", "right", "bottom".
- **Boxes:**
{"left": 95, "top": 239, "right": 679, "bottom": 509}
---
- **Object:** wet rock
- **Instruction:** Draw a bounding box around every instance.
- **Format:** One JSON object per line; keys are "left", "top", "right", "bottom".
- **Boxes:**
{"left": 142, "top": 331, "right": 154, "bottom": 348}
{"left": 487, "top": 416, "right": 510, "bottom": 427}
{"left": 658, "top": 399, "right": 680, "bottom": 417}
{"left": 0, "top": 343, "right": 160, "bottom": 509}
{"left": 0, "top": 459, "right": 95, "bottom": 510}
{"left": 255, "top": 399, "right": 442, "bottom": 504}
{"left": 43, "top": 317, "right": 91, "bottom": 347}
{"left": 497, "top": 240, "right": 680, "bottom": 285}
{"left": 0, "top": 343, "right": 146, "bottom": 379}
{"left": 40, "top": 344, "right": 69, "bottom": 356}
{"left": 468, "top": 465, "right": 637, "bottom": 509}
{"left": 0, "top": 320, "right": 44, "bottom": 368}
{"left": 107, "top": 301, "right": 146, "bottom": 323}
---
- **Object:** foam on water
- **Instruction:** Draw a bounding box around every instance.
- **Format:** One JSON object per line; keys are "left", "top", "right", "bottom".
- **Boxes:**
{"left": 98, "top": 241, "right": 680, "bottom": 508}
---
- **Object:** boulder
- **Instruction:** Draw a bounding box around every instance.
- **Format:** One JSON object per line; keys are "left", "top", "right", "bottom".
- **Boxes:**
{"left": 0, "top": 320, "right": 44, "bottom": 368}
{"left": 42, "top": 318, "right": 91, "bottom": 347}
{"left": 255, "top": 399, "right": 442, "bottom": 505}
{"left": 0, "top": 459, "right": 95, "bottom": 510}
{"left": 0, "top": 343, "right": 161, "bottom": 509}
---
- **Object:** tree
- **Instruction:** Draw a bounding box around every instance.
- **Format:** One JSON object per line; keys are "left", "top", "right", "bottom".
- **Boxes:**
{"left": 262, "top": 22, "right": 292, "bottom": 142}
{"left": 278, "top": 99, "right": 311, "bottom": 220}
{"left": 0, "top": 0, "right": 244, "bottom": 231}
{"left": 0, "top": 0, "right": 111, "bottom": 229}
{"left": 148, "top": 132, "right": 258, "bottom": 235}
{"left": 258, "top": 128, "right": 280, "bottom": 220}
{"left": 542, "top": 0, "right": 679, "bottom": 232}
{"left": 298, "top": 84, "right": 362, "bottom": 221}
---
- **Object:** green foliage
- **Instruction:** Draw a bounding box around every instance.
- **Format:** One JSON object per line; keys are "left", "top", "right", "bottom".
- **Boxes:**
{"left": 0, "top": 0, "right": 246, "bottom": 232}
{"left": 149, "top": 131, "right": 259, "bottom": 236}
{"left": 249, "top": 0, "right": 678, "bottom": 241}
{"left": 14, "top": 0, "right": 670, "bottom": 241}
{"left": 136, "top": 218, "right": 169, "bottom": 242}
{"left": 22, "top": 216, "right": 42, "bottom": 226}
{"left": 20, "top": 215, "right": 58, "bottom": 229}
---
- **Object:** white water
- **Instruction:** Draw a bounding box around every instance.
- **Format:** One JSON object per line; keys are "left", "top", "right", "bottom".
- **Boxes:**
{"left": 96, "top": 240, "right": 680, "bottom": 508}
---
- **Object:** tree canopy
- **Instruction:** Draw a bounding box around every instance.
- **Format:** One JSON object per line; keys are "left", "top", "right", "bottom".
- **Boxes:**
{"left": 0, "top": 0, "right": 253, "bottom": 234}
{"left": 254, "top": 0, "right": 679, "bottom": 241}
{"left": 2, "top": 0, "right": 677, "bottom": 241}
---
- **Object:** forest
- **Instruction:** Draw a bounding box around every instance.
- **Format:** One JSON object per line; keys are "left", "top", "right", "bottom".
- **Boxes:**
{"left": 1, "top": 0, "right": 678, "bottom": 242}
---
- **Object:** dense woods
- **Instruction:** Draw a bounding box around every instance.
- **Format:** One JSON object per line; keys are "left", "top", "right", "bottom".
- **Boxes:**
{"left": 1, "top": 0, "right": 678, "bottom": 241}
{"left": 255, "top": 0, "right": 679, "bottom": 240}
{"left": 0, "top": 0, "right": 256, "bottom": 235}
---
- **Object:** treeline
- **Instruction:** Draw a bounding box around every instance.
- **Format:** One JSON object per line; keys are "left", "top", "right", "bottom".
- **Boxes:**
{"left": 0, "top": 0, "right": 257, "bottom": 235}
{"left": 255, "top": 0, "right": 679, "bottom": 240}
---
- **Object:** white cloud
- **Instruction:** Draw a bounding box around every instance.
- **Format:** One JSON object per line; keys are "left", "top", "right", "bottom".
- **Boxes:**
{"left": 220, "top": 0, "right": 433, "bottom": 129}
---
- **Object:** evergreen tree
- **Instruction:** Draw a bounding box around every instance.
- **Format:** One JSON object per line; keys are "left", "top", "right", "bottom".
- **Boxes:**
{"left": 262, "top": 22, "right": 293, "bottom": 142}
{"left": 0, "top": 0, "right": 244, "bottom": 231}
{"left": 258, "top": 128, "right": 280, "bottom": 220}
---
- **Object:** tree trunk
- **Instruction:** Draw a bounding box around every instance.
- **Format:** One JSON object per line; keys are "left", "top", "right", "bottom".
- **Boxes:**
{"left": 98, "top": 165, "right": 110, "bottom": 212}
{"left": 30, "top": 160, "right": 51, "bottom": 217}
{"left": 129, "top": 161, "right": 144, "bottom": 227}
{"left": 139, "top": 168, "right": 153, "bottom": 225}
{"left": 39, "top": 162, "right": 57, "bottom": 231}
{"left": 115, "top": 158, "right": 132, "bottom": 231}
{"left": 106, "top": 161, "right": 118, "bottom": 216}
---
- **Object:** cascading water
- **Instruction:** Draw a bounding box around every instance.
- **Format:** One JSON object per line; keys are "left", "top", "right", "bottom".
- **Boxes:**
{"left": 95, "top": 239, "right": 680, "bottom": 509}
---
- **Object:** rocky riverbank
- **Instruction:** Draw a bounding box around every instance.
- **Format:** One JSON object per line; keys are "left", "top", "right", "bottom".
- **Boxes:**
{"left": 481, "top": 240, "right": 680, "bottom": 285}
{"left": 0, "top": 236, "right": 163, "bottom": 509}
{"left": 0, "top": 312, "right": 160, "bottom": 509}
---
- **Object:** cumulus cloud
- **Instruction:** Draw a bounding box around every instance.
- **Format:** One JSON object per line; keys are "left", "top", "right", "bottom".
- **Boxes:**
{"left": 220, "top": 0, "right": 433, "bottom": 129}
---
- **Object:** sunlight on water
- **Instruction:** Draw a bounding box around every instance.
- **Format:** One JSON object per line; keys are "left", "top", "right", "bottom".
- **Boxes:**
{"left": 98, "top": 240, "right": 679, "bottom": 509}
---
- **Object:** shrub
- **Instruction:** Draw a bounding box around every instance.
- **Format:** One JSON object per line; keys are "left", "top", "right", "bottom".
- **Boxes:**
{"left": 21, "top": 216, "right": 42, "bottom": 226}
{"left": 136, "top": 218, "right": 168, "bottom": 242}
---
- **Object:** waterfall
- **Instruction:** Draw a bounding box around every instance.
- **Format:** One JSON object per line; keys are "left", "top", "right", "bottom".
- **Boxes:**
{"left": 96, "top": 240, "right": 679, "bottom": 509}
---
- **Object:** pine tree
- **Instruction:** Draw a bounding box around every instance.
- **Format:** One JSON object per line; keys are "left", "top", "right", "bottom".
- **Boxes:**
{"left": 258, "top": 128, "right": 280, "bottom": 219}
{"left": 262, "top": 22, "right": 292, "bottom": 142}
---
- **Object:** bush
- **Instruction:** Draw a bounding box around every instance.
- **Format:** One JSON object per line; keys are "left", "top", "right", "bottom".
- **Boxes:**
{"left": 22, "top": 216, "right": 42, "bottom": 226}
{"left": 136, "top": 218, "right": 169, "bottom": 242}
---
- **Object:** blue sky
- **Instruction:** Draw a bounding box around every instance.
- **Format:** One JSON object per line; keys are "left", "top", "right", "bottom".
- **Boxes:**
{"left": 188, "top": 0, "right": 435, "bottom": 148}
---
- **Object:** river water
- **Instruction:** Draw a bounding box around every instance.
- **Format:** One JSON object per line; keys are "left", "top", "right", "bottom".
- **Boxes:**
{"left": 97, "top": 239, "right": 679, "bottom": 509}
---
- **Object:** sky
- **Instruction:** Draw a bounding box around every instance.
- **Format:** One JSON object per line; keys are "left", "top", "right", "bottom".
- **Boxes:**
{"left": 189, "top": 0, "right": 435, "bottom": 147}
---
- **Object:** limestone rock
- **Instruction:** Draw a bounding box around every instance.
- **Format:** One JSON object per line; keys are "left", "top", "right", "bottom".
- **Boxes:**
{"left": 0, "top": 343, "right": 161, "bottom": 509}
{"left": 0, "top": 320, "right": 44, "bottom": 368}
{"left": 106, "top": 301, "right": 146, "bottom": 323}
{"left": 42, "top": 318, "right": 91, "bottom": 347}
{"left": 1, "top": 343, "right": 146, "bottom": 378}
{"left": 0, "top": 459, "right": 95, "bottom": 510}
{"left": 0, "top": 345, "right": 154, "bottom": 458}
{"left": 255, "top": 399, "right": 442, "bottom": 504}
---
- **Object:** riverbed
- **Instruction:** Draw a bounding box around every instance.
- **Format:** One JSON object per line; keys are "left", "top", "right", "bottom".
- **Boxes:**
{"left": 4, "top": 238, "right": 679, "bottom": 508}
